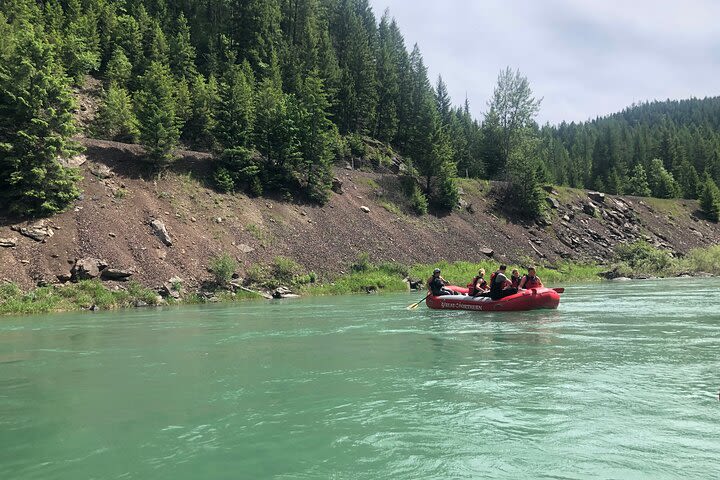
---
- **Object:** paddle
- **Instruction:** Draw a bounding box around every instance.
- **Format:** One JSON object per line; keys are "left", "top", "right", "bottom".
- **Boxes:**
{"left": 407, "top": 293, "right": 430, "bottom": 310}
{"left": 552, "top": 287, "right": 565, "bottom": 293}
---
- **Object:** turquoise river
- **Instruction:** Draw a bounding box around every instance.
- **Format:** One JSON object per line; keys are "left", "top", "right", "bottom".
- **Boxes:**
{"left": 1, "top": 278, "right": 719, "bottom": 479}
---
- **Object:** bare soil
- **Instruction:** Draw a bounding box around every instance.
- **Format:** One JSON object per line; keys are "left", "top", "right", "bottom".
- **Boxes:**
{"left": 1, "top": 139, "right": 719, "bottom": 290}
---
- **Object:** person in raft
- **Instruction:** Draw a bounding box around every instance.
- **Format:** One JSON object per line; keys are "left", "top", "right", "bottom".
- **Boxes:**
{"left": 510, "top": 269, "right": 521, "bottom": 288}
{"left": 428, "top": 268, "right": 456, "bottom": 296}
{"left": 489, "top": 265, "right": 518, "bottom": 300}
{"left": 518, "top": 266, "right": 543, "bottom": 290}
{"left": 468, "top": 268, "right": 489, "bottom": 296}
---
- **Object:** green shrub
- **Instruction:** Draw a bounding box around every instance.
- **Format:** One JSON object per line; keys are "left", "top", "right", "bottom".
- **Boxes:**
{"left": 209, "top": 253, "right": 237, "bottom": 287}
{"left": 270, "top": 256, "right": 301, "bottom": 285}
{"left": 613, "top": 241, "right": 677, "bottom": 275}
{"left": 410, "top": 184, "right": 428, "bottom": 215}
{"left": 351, "top": 252, "right": 372, "bottom": 273}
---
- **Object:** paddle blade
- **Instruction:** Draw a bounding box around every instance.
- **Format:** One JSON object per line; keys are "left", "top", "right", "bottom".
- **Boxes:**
{"left": 552, "top": 287, "right": 565, "bottom": 294}
{"left": 407, "top": 302, "right": 420, "bottom": 310}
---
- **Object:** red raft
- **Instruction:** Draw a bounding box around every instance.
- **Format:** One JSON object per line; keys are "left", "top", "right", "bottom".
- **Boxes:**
{"left": 425, "top": 286, "right": 560, "bottom": 312}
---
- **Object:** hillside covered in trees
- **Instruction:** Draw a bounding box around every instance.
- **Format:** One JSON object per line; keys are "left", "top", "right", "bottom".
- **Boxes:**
{"left": 1, "top": 0, "right": 720, "bottom": 222}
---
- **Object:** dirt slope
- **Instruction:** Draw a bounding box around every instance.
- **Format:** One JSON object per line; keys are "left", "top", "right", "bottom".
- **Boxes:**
{"left": 1, "top": 139, "right": 719, "bottom": 289}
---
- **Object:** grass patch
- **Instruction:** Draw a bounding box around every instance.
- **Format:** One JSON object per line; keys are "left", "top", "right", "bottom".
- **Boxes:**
{"left": 0, "top": 280, "right": 159, "bottom": 316}
{"left": 357, "top": 177, "right": 380, "bottom": 190}
{"left": 643, "top": 197, "right": 687, "bottom": 218}
{"left": 379, "top": 200, "right": 403, "bottom": 216}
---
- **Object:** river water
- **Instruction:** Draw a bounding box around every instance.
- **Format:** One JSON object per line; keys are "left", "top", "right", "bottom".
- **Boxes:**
{"left": 1, "top": 278, "right": 719, "bottom": 479}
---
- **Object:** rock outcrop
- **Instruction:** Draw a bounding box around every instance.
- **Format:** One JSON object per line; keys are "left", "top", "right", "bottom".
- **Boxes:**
{"left": 150, "top": 219, "right": 172, "bottom": 246}
{"left": 12, "top": 221, "right": 54, "bottom": 242}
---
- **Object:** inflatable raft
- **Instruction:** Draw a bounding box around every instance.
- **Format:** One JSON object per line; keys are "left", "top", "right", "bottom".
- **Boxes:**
{"left": 425, "top": 286, "right": 560, "bottom": 312}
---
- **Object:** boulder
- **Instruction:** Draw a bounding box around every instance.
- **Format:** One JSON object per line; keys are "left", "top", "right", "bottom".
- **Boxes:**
{"left": 237, "top": 243, "right": 255, "bottom": 254}
{"left": 583, "top": 203, "right": 597, "bottom": 217}
{"left": 331, "top": 177, "right": 344, "bottom": 194}
{"left": 272, "top": 286, "right": 299, "bottom": 299}
{"left": 71, "top": 258, "right": 108, "bottom": 281}
{"left": 0, "top": 237, "right": 17, "bottom": 248}
{"left": 89, "top": 163, "right": 113, "bottom": 179}
{"left": 100, "top": 268, "right": 133, "bottom": 281}
{"left": 58, "top": 154, "right": 87, "bottom": 168}
{"left": 479, "top": 247, "right": 494, "bottom": 258}
{"left": 588, "top": 191, "right": 605, "bottom": 203}
{"left": 150, "top": 219, "right": 172, "bottom": 246}
{"left": 360, "top": 205, "right": 370, "bottom": 213}
{"left": 546, "top": 196, "right": 560, "bottom": 209}
{"left": 160, "top": 280, "right": 181, "bottom": 299}
{"left": 56, "top": 273, "right": 72, "bottom": 283}
{"left": 12, "top": 221, "right": 54, "bottom": 242}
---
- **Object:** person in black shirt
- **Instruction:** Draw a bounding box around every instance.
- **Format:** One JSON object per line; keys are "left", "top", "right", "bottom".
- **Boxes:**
{"left": 427, "top": 268, "right": 455, "bottom": 296}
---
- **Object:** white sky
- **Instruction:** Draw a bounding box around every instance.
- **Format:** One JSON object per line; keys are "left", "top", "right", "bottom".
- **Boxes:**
{"left": 368, "top": 0, "right": 720, "bottom": 125}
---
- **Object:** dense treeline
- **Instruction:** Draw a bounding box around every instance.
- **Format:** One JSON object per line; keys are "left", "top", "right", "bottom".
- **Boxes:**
{"left": 0, "top": 0, "right": 483, "bottom": 215}
{"left": 541, "top": 98, "right": 720, "bottom": 207}
{"left": 1, "top": 0, "right": 719, "bottom": 221}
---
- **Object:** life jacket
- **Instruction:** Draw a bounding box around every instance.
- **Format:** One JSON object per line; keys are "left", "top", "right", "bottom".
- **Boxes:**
{"left": 429, "top": 276, "right": 445, "bottom": 296}
{"left": 511, "top": 275, "right": 520, "bottom": 288}
{"left": 468, "top": 275, "right": 486, "bottom": 296}
{"left": 489, "top": 271, "right": 504, "bottom": 298}
{"left": 523, "top": 275, "right": 542, "bottom": 289}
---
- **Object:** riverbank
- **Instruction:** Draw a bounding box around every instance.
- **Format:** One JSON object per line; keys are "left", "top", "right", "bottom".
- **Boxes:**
{"left": 3, "top": 243, "right": 718, "bottom": 315}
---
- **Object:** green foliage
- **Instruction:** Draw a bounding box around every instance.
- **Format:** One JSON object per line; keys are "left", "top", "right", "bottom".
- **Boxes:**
{"left": 699, "top": 175, "right": 720, "bottom": 222}
{"left": 134, "top": 61, "right": 179, "bottom": 164}
{"left": 647, "top": 158, "right": 680, "bottom": 198}
{"left": 505, "top": 136, "right": 546, "bottom": 219}
{"left": 214, "top": 62, "right": 255, "bottom": 150}
{"left": 613, "top": 241, "right": 676, "bottom": 275}
{"left": 270, "top": 256, "right": 302, "bottom": 285}
{"left": 484, "top": 67, "right": 542, "bottom": 178}
{"left": 94, "top": 83, "right": 139, "bottom": 142}
{"left": 209, "top": 253, "right": 237, "bottom": 287}
{"left": 214, "top": 147, "right": 263, "bottom": 195}
{"left": 409, "top": 182, "right": 428, "bottom": 215}
{"left": 0, "top": 280, "right": 159, "bottom": 316}
{"left": 0, "top": 31, "right": 81, "bottom": 217}
{"left": 627, "top": 164, "right": 651, "bottom": 196}
{"left": 105, "top": 46, "right": 132, "bottom": 87}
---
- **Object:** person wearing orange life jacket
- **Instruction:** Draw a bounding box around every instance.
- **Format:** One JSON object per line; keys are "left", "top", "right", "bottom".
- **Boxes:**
{"left": 510, "top": 269, "right": 521, "bottom": 288}
{"left": 467, "top": 268, "right": 489, "bottom": 296}
{"left": 518, "top": 266, "right": 543, "bottom": 290}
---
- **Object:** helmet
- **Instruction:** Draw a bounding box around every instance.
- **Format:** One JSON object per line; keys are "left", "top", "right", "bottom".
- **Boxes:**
{"left": 433, "top": 268, "right": 441, "bottom": 274}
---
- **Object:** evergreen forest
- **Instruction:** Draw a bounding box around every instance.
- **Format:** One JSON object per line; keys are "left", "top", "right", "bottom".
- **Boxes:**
{"left": 1, "top": 0, "right": 719, "bottom": 220}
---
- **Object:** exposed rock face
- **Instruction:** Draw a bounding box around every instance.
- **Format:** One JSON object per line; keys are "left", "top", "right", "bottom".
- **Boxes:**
{"left": 150, "top": 219, "right": 172, "bottom": 246}
{"left": 583, "top": 203, "right": 598, "bottom": 216}
{"left": 479, "top": 247, "right": 494, "bottom": 258}
{"left": 71, "top": 258, "right": 109, "bottom": 281}
{"left": 160, "top": 276, "right": 182, "bottom": 299}
{"left": 237, "top": 244, "right": 254, "bottom": 253}
{"left": 0, "top": 238, "right": 17, "bottom": 248}
{"left": 100, "top": 268, "right": 133, "bottom": 281}
{"left": 546, "top": 197, "right": 560, "bottom": 209}
{"left": 331, "top": 177, "right": 344, "bottom": 194}
{"left": 272, "top": 286, "right": 299, "bottom": 299}
{"left": 59, "top": 154, "right": 87, "bottom": 168}
{"left": 89, "top": 163, "right": 113, "bottom": 179}
{"left": 12, "top": 221, "right": 54, "bottom": 242}
{"left": 588, "top": 191, "right": 606, "bottom": 203}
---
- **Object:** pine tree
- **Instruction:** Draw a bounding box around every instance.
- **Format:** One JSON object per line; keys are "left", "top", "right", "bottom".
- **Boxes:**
{"left": 214, "top": 62, "right": 255, "bottom": 150}
{"left": 94, "top": 83, "right": 139, "bottom": 142}
{"left": 254, "top": 78, "right": 301, "bottom": 191}
{"left": 374, "top": 11, "right": 399, "bottom": 142}
{"left": 435, "top": 75, "right": 452, "bottom": 125}
{"left": 699, "top": 174, "right": 720, "bottom": 222}
{"left": 184, "top": 74, "right": 219, "bottom": 149}
{"left": 105, "top": 46, "right": 132, "bottom": 87}
{"left": 134, "top": 61, "right": 179, "bottom": 164}
{"left": 627, "top": 164, "right": 651, "bottom": 196}
{"left": 170, "top": 13, "right": 198, "bottom": 79}
{"left": 506, "top": 136, "right": 545, "bottom": 218}
{"left": 295, "top": 72, "right": 338, "bottom": 203}
{"left": 0, "top": 32, "right": 81, "bottom": 217}
{"left": 676, "top": 161, "right": 700, "bottom": 199}
{"left": 647, "top": 158, "right": 680, "bottom": 198}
